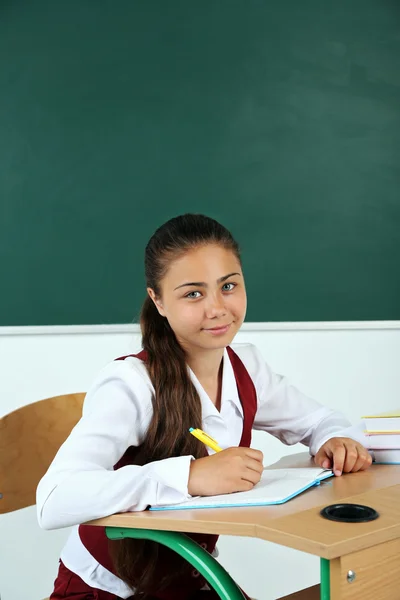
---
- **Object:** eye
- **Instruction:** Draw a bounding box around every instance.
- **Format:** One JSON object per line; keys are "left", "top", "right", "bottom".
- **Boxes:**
{"left": 185, "top": 290, "right": 202, "bottom": 299}
{"left": 222, "top": 282, "right": 236, "bottom": 292}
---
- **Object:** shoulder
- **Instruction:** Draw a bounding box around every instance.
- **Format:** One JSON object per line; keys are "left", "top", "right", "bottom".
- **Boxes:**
{"left": 87, "top": 354, "right": 151, "bottom": 391}
{"left": 229, "top": 343, "right": 270, "bottom": 382}
{"left": 229, "top": 342, "right": 279, "bottom": 402}
{"left": 83, "top": 354, "right": 154, "bottom": 418}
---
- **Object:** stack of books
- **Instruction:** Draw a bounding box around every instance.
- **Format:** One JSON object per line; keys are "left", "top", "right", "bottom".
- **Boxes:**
{"left": 363, "top": 410, "right": 400, "bottom": 464}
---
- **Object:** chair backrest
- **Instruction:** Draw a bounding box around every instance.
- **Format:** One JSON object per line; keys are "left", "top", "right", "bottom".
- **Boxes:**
{"left": 0, "top": 393, "right": 85, "bottom": 513}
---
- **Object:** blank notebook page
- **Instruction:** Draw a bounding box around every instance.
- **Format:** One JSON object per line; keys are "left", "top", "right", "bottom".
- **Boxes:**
{"left": 151, "top": 467, "right": 333, "bottom": 511}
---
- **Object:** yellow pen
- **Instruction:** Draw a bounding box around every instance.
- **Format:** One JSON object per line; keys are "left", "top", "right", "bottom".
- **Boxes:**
{"left": 189, "top": 427, "right": 223, "bottom": 453}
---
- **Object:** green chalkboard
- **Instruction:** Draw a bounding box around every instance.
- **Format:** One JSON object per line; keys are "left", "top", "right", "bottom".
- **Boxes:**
{"left": 1, "top": 1, "right": 399, "bottom": 325}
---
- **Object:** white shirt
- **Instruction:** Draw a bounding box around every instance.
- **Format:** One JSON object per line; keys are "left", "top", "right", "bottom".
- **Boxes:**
{"left": 36, "top": 343, "right": 352, "bottom": 596}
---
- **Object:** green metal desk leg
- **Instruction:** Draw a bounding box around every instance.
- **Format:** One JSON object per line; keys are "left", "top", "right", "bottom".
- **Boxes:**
{"left": 320, "top": 558, "right": 330, "bottom": 600}
{"left": 106, "top": 527, "right": 246, "bottom": 600}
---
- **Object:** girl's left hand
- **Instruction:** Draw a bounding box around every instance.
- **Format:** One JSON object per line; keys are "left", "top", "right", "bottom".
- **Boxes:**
{"left": 314, "top": 437, "right": 372, "bottom": 476}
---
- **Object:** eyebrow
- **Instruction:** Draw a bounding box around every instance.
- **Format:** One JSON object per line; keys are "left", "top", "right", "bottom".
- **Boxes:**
{"left": 174, "top": 272, "right": 241, "bottom": 291}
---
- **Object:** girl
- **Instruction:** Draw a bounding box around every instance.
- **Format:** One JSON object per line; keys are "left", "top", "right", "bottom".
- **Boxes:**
{"left": 37, "top": 214, "right": 371, "bottom": 600}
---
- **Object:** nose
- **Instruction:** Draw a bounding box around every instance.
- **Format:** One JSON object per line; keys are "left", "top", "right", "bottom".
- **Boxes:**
{"left": 205, "top": 293, "right": 227, "bottom": 319}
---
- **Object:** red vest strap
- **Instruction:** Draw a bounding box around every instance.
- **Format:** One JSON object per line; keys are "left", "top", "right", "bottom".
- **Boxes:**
{"left": 115, "top": 349, "right": 148, "bottom": 362}
{"left": 226, "top": 346, "right": 257, "bottom": 447}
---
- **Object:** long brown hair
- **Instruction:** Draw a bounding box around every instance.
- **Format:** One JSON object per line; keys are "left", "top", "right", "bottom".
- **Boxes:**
{"left": 109, "top": 214, "right": 241, "bottom": 596}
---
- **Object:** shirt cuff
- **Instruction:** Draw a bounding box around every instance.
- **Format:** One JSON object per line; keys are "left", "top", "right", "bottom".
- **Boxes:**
{"left": 310, "top": 420, "right": 370, "bottom": 456}
{"left": 309, "top": 413, "right": 353, "bottom": 456}
{"left": 146, "top": 455, "right": 194, "bottom": 506}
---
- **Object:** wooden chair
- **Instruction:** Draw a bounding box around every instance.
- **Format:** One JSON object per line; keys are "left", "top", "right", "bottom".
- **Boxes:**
{"left": 0, "top": 393, "right": 318, "bottom": 599}
{"left": 0, "top": 393, "right": 85, "bottom": 600}
{"left": 0, "top": 393, "right": 85, "bottom": 514}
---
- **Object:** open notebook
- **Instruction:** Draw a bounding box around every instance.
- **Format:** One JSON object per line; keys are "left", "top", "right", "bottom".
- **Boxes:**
{"left": 151, "top": 467, "right": 333, "bottom": 511}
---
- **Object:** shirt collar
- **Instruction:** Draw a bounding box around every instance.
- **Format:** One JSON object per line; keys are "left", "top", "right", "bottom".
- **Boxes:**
{"left": 188, "top": 348, "right": 243, "bottom": 419}
{"left": 221, "top": 347, "right": 244, "bottom": 418}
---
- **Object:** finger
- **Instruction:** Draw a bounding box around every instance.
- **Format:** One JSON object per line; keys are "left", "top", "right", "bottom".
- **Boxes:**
{"left": 244, "top": 448, "right": 264, "bottom": 463}
{"left": 364, "top": 452, "right": 373, "bottom": 469}
{"left": 350, "top": 451, "right": 367, "bottom": 472}
{"left": 235, "top": 479, "right": 255, "bottom": 492}
{"left": 332, "top": 444, "right": 346, "bottom": 476}
{"left": 314, "top": 447, "right": 332, "bottom": 470}
{"left": 351, "top": 448, "right": 373, "bottom": 472}
{"left": 244, "top": 456, "right": 265, "bottom": 475}
{"left": 343, "top": 445, "right": 359, "bottom": 473}
{"left": 240, "top": 467, "right": 262, "bottom": 486}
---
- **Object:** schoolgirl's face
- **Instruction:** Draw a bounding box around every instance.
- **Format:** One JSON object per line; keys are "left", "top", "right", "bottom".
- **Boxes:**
{"left": 148, "top": 244, "right": 247, "bottom": 355}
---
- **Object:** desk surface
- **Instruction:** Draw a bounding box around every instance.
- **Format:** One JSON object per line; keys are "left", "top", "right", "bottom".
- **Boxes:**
{"left": 87, "top": 453, "right": 400, "bottom": 559}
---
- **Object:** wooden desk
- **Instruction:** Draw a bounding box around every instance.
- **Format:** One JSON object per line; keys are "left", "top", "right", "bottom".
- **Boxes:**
{"left": 88, "top": 454, "right": 400, "bottom": 599}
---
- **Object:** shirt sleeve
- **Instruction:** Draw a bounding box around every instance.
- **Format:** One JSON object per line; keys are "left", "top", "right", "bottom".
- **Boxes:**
{"left": 242, "top": 345, "right": 354, "bottom": 456}
{"left": 36, "top": 360, "right": 193, "bottom": 530}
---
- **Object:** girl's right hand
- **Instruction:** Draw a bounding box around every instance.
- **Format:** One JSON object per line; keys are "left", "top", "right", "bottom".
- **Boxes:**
{"left": 188, "top": 447, "right": 264, "bottom": 497}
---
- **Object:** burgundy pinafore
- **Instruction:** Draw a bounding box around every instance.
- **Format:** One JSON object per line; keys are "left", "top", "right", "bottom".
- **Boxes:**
{"left": 50, "top": 347, "right": 257, "bottom": 600}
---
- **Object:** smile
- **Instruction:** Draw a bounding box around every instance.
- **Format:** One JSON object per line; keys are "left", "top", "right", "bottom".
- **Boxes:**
{"left": 203, "top": 324, "right": 232, "bottom": 335}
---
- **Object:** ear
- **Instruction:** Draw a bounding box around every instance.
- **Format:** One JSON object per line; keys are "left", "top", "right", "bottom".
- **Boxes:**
{"left": 147, "top": 288, "right": 166, "bottom": 317}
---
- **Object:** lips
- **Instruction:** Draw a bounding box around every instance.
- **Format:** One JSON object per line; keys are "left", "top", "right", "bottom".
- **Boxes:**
{"left": 203, "top": 323, "right": 232, "bottom": 334}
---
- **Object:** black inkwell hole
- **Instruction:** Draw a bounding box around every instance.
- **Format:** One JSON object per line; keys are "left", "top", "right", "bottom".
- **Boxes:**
{"left": 320, "top": 503, "right": 379, "bottom": 523}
